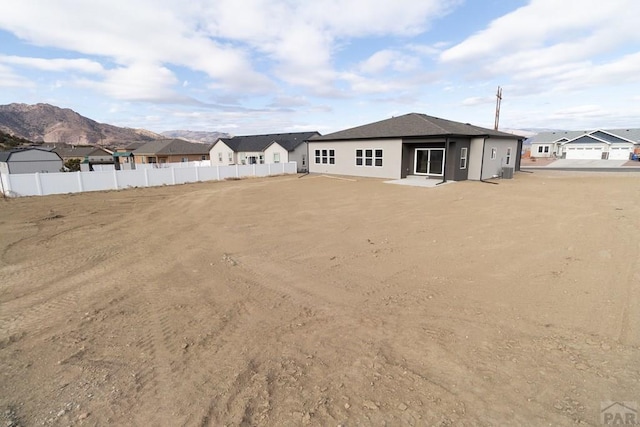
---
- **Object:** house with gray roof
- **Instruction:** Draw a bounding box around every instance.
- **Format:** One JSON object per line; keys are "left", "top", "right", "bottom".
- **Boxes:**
{"left": 132, "top": 139, "right": 211, "bottom": 165}
{"left": 308, "top": 113, "right": 524, "bottom": 181}
{"left": 529, "top": 129, "right": 640, "bottom": 160}
{"left": 0, "top": 147, "right": 63, "bottom": 174}
{"left": 209, "top": 132, "right": 319, "bottom": 172}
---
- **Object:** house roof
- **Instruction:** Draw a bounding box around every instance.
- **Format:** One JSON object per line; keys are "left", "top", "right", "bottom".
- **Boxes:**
{"left": 532, "top": 129, "right": 640, "bottom": 144}
{"left": 217, "top": 132, "right": 319, "bottom": 152}
{"left": 133, "top": 139, "right": 212, "bottom": 156}
{"left": 310, "top": 113, "right": 522, "bottom": 142}
{"left": 53, "top": 146, "right": 112, "bottom": 158}
{"left": 0, "top": 147, "right": 62, "bottom": 162}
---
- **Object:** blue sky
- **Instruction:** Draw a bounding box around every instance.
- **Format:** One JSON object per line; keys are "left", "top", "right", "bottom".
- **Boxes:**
{"left": 0, "top": 0, "right": 639, "bottom": 136}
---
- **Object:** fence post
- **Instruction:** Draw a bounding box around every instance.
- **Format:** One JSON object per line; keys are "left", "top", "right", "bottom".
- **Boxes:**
{"left": 35, "top": 173, "right": 43, "bottom": 196}
{"left": 144, "top": 169, "right": 149, "bottom": 187}
{"left": 1, "top": 173, "right": 12, "bottom": 196}
{"left": 113, "top": 169, "right": 119, "bottom": 190}
{"left": 171, "top": 167, "right": 176, "bottom": 185}
{"left": 76, "top": 171, "right": 84, "bottom": 192}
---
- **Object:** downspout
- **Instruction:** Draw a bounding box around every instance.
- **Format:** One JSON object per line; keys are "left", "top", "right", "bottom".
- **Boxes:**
{"left": 298, "top": 139, "right": 310, "bottom": 178}
{"left": 479, "top": 136, "right": 498, "bottom": 185}
{"left": 436, "top": 137, "right": 449, "bottom": 185}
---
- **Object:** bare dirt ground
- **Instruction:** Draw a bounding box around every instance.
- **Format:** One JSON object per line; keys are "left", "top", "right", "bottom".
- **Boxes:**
{"left": 1, "top": 171, "right": 640, "bottom": 426}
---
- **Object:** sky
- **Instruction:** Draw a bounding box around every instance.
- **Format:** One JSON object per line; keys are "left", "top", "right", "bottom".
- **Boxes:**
{"left": 0, "top": 0, "right": 639, "bottom": 136}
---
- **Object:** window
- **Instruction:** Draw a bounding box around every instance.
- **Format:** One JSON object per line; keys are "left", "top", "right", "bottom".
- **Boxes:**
{"left": 273, "top": 152, "right": 280, "bottom": 163}
{"left": 460, "top": 147, "right": 468, "bottom": 169}
{"left": 201, "top": 155, "right": 207, "bottom": 161}
{"left": 506, "top": 147, "right": 512, "bottom": 165}
{"left": 544, "top": 146, "right": 549, "bottom": 153}
{"left": 537, "top": 146, "right": 544, "bottom": 153}
{"left": 181, "top": 157, "right": 188, "bottom": 162}
{"left": 228, "top": 152, "right": 233, "bottom": 162}
{"left": 356, "top": 149, "right": 383, "bottom": 167}
{"left": 375, "top": 149, "right": 383, "bottom": 167}
{"left": 218, "top": 152, "right": 223, "bottom": 162}
{"left": 490, "top": 148, "right": 497, "bottom": 160}
{"left": 259, "top": 154, "right": 264, "bottom": 164}
{"left": 302, "top": 154, "right": 306, "bottom": 166}
{"left": 315, "top": 149, "right": 335, "bottom": 164}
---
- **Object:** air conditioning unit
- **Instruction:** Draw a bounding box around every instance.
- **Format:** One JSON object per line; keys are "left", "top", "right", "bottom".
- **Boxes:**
{"left": 501, "top": 166, "right": 514, "bottom": 179}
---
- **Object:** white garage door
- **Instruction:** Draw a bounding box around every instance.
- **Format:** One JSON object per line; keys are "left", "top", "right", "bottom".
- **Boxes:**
{"left": 609, "top": 147, "right": 632, "bottom": 160}
{"left": 565, "top": 146, "right": 603, "bottom": 160}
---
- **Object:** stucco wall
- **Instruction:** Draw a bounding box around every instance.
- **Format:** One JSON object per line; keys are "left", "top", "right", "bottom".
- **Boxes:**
{"left": 481, "top": 138, "right": 519, "bottom": 179}
{"left": 210, "top": 141, "right": 235, "bottom": 165}
{"left": 467, "top": 137, "right": 485, "bottom": 180}
{"left": 289, "top": 143, "right": 308, "bottom": 172}
{"left": 308, "top": 139, "right": 403, "bottom": 179}
{"left": 264, "top": 143, "right": 289, "bottom": 165}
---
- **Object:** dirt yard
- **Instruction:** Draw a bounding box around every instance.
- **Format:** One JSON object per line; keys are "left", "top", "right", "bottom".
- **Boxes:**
{"left": 1, "top": 171, "right": 639, "bottom": 426}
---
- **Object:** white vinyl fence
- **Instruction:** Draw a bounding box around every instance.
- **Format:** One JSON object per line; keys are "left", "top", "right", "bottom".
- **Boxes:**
{"left": 1, "top": 162, "right": 297, "bottom": 197}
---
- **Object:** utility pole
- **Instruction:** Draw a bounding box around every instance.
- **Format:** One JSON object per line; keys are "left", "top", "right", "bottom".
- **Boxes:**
{"left": 494, "top": 86, "right": 502, "bottom": 130}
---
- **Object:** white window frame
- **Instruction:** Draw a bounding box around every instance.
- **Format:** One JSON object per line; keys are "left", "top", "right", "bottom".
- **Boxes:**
{"left": 181, "top": 157, "right": 188, "bottom": 162}
{"left": 315, "top": 149, "right": 335, "bottom": 164}
{"left": 259, "top": 154, "right": 264, "bottom": 164}
{"left": 490, "top": 147, "right": 497, "bottom": 160}
{"left": 544, "top": 146, "right": 549, "bottom": 153}
{"left": 273, "top": 152, "right": 280, "bottom": 163}
{"left": 218, "top": 152, "right": 223, "bottom": 162}
{"left": 459, "top": 147, "right": 468, "bottom": 169}
{"left": 355, "top": 148, "right": 383, "bottom": 167}
{"left": 537, "top": 146, "right": 544, "bottom": 153}
{"left": 506, "top": 147, "right": 512, "bottom": 165}
{"left": 228, "top": 152, "right": 233, "bottom": 163}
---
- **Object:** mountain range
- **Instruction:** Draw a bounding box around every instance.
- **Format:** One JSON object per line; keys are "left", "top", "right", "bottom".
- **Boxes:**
{"left": 0, "top": 103, "right": 230, "bottom": 146}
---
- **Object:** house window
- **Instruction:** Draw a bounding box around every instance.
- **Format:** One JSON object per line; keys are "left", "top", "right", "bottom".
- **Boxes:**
{"left": 490, "top": 148, "right": 497, "bottom": 160}
{"left": 506, "top": 147, "right": 512, "bottom": 165}
{"left": 273, "top": 153, "right": 280, "bottom": 163}
{"left": 374, "top": 149, "right": 383, "bottom": 167}
{"left": 302, "top": 154, "right": 306, "bottom": 166}
{"left": 218, "top": 152, "right": 223, "bottom": 162}
{"left": 356, "top": 149, "right": 383, "bottom": 167}
{"left": 460, "top": 147, "right": 468, "bottom": 169}
{"left": 538, "top": 146, "right": 544, "bottom": 153}
{"left": 259, "top": 155, "right": 264, "bottom": 164}
{"left": 228, "top": 152, "right": 233, "bottom": 162}
{"left": 316, "top": 149, "right": 334, "bottom": 164}
{"left": 544, "top": 146, "right": 549, "bottom": 153}
{"left": 201, "top": 155, "right": 206, "bottom": 161}
{"left": 181, "top": 157, "right": 188, "bottom": 162}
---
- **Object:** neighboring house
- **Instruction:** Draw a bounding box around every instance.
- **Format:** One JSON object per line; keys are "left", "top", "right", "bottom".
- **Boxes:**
{"left": 113, "top": 142, "right": 146, "bottom": 170}
{"left": 0, "top": 148, "right": 63, "bottom": 174}
{"left": 132, "top": 139, "right": 211, "bottom": 165}
{"left": 52, "top": 145, "right": 114, "bottom": 164}
{"left": 308, "top": 113, "right": 523, "bottom": 181}
{"left": 530, "top": 129, "right": 640, "bottom": 160}
{"left": 209, "top": 132, "right": 320, "bottom": 172}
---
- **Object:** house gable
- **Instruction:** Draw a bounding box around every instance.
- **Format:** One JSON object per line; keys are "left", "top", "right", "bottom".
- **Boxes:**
{"left": 563, "top": 135, "right": 609, "bottom": 145}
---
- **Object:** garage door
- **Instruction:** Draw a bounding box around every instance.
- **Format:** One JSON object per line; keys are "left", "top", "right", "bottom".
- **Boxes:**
{"left": 565, "top": 146, "right": 603, "bottom": 160}
{"left": 609, "top": 147, "right": 632, "bottom": 160}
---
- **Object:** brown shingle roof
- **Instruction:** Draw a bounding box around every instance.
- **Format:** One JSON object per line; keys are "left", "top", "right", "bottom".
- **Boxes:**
{"left": 133, "top": 139, "right": 212, "bottom": 156}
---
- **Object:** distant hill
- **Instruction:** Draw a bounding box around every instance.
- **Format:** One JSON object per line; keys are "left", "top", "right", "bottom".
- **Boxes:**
{"left": 161, "top": 130, "right": 232, "bottom": 143}
{"left": 0, "top": 103, "right": 164, "bottom": 146}
{"left": 0, "top": 129, "right": 35, "bottom": 150}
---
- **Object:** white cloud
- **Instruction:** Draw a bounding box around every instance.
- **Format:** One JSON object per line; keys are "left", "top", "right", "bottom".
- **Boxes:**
{"left": 77, "top": 63, "right": 182, "bottom": 102}
{"left": 0, "top": 56, "right": 104, "bottom": 74}
{"left": 358, "top": 50, "right": 420, "bottom": 74}
{"left": 440, "top": 0, "right": 640, "bottom": 94}
{"left": 0, "top": 64, "right": 34, "bottom": 88}
{"left": 461, "top": 96, "right": 494, "bottom": 106}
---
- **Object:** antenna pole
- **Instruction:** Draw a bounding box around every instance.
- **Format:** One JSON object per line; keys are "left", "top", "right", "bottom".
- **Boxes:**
{"left": 494, "top": 86, "right": 502, "bottom": 130}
